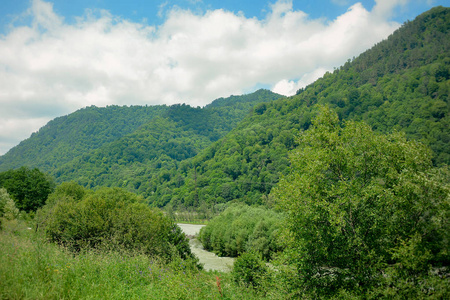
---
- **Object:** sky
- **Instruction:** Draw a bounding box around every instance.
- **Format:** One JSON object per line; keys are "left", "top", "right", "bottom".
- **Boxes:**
{"left": 0, "top": 0, "right": 447, "bottom": 155}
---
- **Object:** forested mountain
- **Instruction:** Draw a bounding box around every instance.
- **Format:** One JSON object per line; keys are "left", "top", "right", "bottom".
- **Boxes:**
{"left": 0, "top": 89, "right": 284, "bottom": 186}
{"left": 0, "top": 7, "right": 448, "bottom": 210}
{"left": 148, "top": 6, "right": 449, "bottom": 208}
{"left": 0, "top": 105, "right": 169, "bottom": 172}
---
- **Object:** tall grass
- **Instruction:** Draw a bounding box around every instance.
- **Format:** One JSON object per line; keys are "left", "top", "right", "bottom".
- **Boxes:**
{"left": 0, "top": 219, "right": 277, "bottom": 299}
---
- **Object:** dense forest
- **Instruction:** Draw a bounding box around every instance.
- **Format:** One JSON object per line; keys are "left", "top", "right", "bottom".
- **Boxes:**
{"left": 0, "top": 6, "right": 449, "bottom": 299}
{"left": 0, "top": 7, "right": 448, "bottom": 210}
{"left": 1, "top": 7, "right": 449, "bottom": 211}
{"left": 0, "top": 90, "right": 283, "bottom": 191}
{"left": 147, "top": 6, "right": 449, "bottom": 209}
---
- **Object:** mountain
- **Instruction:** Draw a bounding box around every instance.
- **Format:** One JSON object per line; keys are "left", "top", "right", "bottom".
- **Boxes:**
{"left": 0, "top": 7, "right": 448, "bottom": 210}
{"left": 0, "top": 89, "right": 284, "bottom": 186}
{"left": 147, "top": 6, "right": 449, "bottom": 208}
{"left": 0, "top": 105, "right": 169, "bottom": 172}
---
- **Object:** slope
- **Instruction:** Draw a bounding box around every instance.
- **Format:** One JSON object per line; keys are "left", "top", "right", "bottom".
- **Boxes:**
{"left": 0, "top": 90, "right": 283, "bottom": 181}
{"left": 148, "top": 6, "right": 449, "bottom": 208}
{"left": 0, "top": 105, "right": 169, "bottom": 172}
{"left": 48, "top": 89, "right": 283, "bottom": 192}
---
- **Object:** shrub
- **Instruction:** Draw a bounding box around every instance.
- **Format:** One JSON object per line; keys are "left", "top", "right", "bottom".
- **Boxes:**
{"left": 0, "top": 188, "right": 20, "bottom": 230}
{"left": 199, "top": 204, "right": 284, "bottom": 260}
{"left": 232, "top": 252, "right": 268, "bottom": 287}
{"left": 37, "top": 184, "right": 197, "bottom": 264}
{"left": 0, "top": 188, "right": 19, "bottom": 221}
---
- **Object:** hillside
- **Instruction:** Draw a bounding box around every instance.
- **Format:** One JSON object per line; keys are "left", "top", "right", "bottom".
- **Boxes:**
{"left": 0, "top": 89, "right": 284, "bottom": 186}
{"left": 0, "top": 105, "right": 169, "bottom": 172}
{"left": 0, "top": 7, "right": 448, "bottom": 209}
{"left": 148, "top": 6, "right": 449, "bottom": 208}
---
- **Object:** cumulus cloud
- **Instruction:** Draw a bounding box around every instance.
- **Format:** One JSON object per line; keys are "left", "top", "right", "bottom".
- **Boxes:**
{"left": 0, "top": 0, "right": 405, "bottom": 154}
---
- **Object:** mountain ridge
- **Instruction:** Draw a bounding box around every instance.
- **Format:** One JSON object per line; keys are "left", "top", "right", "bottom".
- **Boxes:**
{"left": 0, "top": 7, "right": 448, "bottom": 209}
{"left": 0, "top": 89, "right": 284, "bottom": 184}
{"left": 147, "top": 6, "right": 449, "bottom": 208}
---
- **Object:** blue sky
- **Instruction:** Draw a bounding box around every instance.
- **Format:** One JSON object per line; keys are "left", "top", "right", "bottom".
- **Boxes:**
{"left": 1, "top": 0, "right": 443, "bottom": 32}
{"left": 0, "top": 0, "right": 447, "bottom": 155}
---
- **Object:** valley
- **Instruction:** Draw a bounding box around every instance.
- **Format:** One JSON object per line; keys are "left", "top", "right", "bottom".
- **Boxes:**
{"left": 0, "top": 6, "right": 449, "bottom": 299}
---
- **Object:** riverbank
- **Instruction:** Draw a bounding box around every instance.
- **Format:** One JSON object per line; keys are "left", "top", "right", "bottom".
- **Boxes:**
{"left": 177, "top": 223, "right": 235, "bottom": 272}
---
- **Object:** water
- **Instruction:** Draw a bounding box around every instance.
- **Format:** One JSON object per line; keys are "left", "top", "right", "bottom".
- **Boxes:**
{"left": 177, "top": 223, "right": 235, "bottom": 272}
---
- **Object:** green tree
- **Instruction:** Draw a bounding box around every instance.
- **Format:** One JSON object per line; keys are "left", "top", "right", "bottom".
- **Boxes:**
{"left": 273, "top": 106, "right": 449, "bottom": 297}
{"left": 232, "top": 252, "right": 268, "bottom": 287}
{"left": 0, "top": 167, "right": 55, "bottom": 213}
{"left": 37, "top": 185, "right": 197, "bottom": 263}
{"left": 0, "top": 188, "right": 19, "bottom": 221}
{"left": 199, "top": 204, "right": 284, "bottom": 260}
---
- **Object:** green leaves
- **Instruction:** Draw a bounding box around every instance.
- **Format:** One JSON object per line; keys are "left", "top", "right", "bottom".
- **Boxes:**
{"left": 273, "top": 106, "right": 449, "bottom": 296}
{"left": 0, "top": 167, "right": 55, "bottom": 212}
{"left": 199, "top": 204, "right": 284, "bottom": 260}
{"left": 37, "top": 185, "right": 197, "bottom": 263}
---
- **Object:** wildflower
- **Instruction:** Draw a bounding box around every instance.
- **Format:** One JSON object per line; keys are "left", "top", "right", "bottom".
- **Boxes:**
{"left": 216, "top": 276, "right": 223, "bottom": 297}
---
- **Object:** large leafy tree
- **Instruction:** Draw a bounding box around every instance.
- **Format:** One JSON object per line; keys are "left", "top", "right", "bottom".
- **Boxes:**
{"left": 0, "top": 167, "right": 55, "bottom": 212}
{"left": 274, "top": 106, "right": 449, "bottom": 297}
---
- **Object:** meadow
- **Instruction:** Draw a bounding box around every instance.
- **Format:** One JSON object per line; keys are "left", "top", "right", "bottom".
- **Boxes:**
{"left": 0, "top": 218, "right": 283, "bottom": 300}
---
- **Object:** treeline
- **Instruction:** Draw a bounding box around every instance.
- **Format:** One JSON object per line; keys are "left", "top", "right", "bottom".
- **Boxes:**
{"left": 0, "top": 90, "right": 284, "bottom": 197}
{"left": 199, "top": 204, "right": 284, "bottom": 260}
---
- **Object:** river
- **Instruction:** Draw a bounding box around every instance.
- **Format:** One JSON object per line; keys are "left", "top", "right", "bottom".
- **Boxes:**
{"left": 177, "top": 223, "right": 235, "bottom": 272}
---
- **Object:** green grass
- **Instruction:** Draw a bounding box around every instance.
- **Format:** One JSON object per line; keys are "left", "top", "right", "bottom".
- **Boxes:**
{"left": 0, "top": 219, "right": 278, "bottom": 300}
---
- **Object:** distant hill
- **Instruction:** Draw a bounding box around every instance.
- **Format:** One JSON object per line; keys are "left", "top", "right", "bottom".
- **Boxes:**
{"left": 0, "top": 105, "right": 168, "bottom": 172}
{"left": 0, "top": 89, "right": 284, "bottom": 187}
{"left": 147, "top": 6, "right": 449, "bottom": 208}
{"left": 0, "top": 7, "right": 448, "bottom": 210}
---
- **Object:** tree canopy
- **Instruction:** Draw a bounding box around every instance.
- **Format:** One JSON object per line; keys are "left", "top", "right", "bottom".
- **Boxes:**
{"left": 0, "top": 166, "right": 55, "bottom": 213}
{"left": 273, "top": 106, "right": 449, "bottom": 297}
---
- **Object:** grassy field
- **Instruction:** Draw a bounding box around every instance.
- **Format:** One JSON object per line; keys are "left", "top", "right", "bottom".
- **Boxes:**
{"left": 0, "top": 219, "right": 279, "bottom": 300}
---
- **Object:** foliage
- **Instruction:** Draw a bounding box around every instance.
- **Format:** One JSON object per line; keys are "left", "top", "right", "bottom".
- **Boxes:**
{"left": 273, "top": 106, "right": 449, "bottom": 297}
{"left": 150, "top": 7, "right": 449, "bottom": 209}
{"left": 0, "top": 90, "right": 282, "bottom": 201}
{"left": 199, "top": 204, "right": 284, "bottom": 260}
{"left": 36, "top": 184, "right": 197, "bottom": 263}
{"left": 0, "top": 166, "right": 55, "bottom": 213}
{"left": 0, "top": 8, "right": 448, "bottom": 212}
{"left": 0, "top": 188, "right": 19, "bottom": 222}
{"left": 0, "top": 219, "right": 282, "bottom": 300}
{"left": 232, "top": 252, "right": 268, "bottom": 287}
{"left": 0, "top": 105, "right": 169, "bottom": 172}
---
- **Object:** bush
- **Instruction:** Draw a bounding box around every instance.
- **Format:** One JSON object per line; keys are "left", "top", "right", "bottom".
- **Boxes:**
{"left": 0, "top": 188, "right": 19, "bottom": 221}
{"left": 0, "top": 188, "right": 20, "bottom": 230}
{"left": 232, "top": 252, "right": 268, "bottom": 287}
{"left": 37, "top": 184, "right": 197, "bottom": 264}
{"left": 199, "top": 204, "right": 284, "bottom": 260}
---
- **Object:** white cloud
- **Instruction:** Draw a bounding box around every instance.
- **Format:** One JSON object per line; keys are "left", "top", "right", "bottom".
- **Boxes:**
{"left": 373, "top": 0, "right": 409, "bottom": 19}
{"left": 0, "top": 0, "right": 404, "bottom": 155}
{"left": 272, "top": 67, "right": 329, "bottom": 95}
